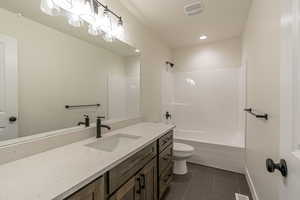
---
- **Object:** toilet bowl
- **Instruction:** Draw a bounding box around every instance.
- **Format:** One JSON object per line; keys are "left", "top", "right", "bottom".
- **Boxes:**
{"left": 173, "top": 142, "right": 194, "bottom": 175}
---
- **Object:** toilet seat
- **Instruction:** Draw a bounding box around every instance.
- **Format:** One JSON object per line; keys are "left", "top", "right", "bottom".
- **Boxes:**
{"left": 173, "top": 143, "right": 194, "bottom": 153}
{"left": 173, "top": 143, "right": 194, "bottom": 159}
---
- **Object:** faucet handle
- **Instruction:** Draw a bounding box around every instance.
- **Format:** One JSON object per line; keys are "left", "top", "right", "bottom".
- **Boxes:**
{"left": 84, "top": 114, "right": 89, "bottom": 118}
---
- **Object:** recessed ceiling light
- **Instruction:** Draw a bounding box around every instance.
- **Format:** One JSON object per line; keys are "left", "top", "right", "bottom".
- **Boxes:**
{"left": 135, "top": 49, "right": 140, "bottom": 53}
{"left": 200, "top": 35, "right": 207, "bottom": 40}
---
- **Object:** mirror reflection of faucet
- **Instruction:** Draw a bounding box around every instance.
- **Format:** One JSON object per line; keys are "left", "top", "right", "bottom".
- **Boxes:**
{"left": 77, "top": 115, "right": 90, "bottom": 127}
{"left": 165, "top": 111, "right": 172, "bottom": 124}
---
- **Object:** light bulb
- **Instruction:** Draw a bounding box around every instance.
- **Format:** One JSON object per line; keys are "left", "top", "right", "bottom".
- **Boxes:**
{"left": 199, "top": 35, "right": 207, "bottom": 40}
{"left": 112, "top": 17, "right": 124, "bottom": 39}
{"left": 67, "top": 0, "right": 81, "bottom": 14}
{"left": 52, "top": 0, "right": 72, "bottom": 10}
{"left": 68, "top": 14, "right": 82, "bottom": 27}
{"left": 93, "top": 13, "right": 102, "bottom": 28}
{"left": 100, "top": 8, "right": 112, "bottom": 33}
{"left": 79, "top": 0, "right": 96, "bottom": 24}
{"left": 40, "top": 0, "right": 61, "bottom": 16}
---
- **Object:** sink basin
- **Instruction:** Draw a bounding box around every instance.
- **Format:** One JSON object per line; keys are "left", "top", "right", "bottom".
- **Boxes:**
{"left": 85, "top": 134, "right": 141, "bottom": 152}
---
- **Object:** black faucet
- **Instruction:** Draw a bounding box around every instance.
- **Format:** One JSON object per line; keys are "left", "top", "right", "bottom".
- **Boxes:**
{"left": 77, "top": 115, "right": 90, "bottom": 127}
{"left": 96, "top": 116, "right": 111, "bottom": 138}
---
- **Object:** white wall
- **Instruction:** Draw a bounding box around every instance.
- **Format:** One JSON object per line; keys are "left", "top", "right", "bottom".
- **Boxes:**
{"left": 168, "top": 38, "right": 242, "bottom": 135}
{"left": 124, "top": 56, "right": 141, "bottom": 118}
{"left": 106, "top": 1, "right": 172, "bottom": 122}
{"left": 242, "top": 0, "right": 280, "bottom": 200}
{"left": 173, "top": 38, "right": 242, "bottom": 71}
{"left": 172, "top": 68, "right": 241, "bottom": 133}
{"left": 108, "top": 56, "right": 140, "bottom": 120}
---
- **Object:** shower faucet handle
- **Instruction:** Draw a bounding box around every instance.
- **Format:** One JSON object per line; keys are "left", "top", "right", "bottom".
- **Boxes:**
{"left": 165, "top": 111, "right": 172, "bottom": 120}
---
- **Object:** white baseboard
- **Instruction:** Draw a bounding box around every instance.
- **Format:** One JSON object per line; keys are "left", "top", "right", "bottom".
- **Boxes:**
{"left": 245, "top": 166, "right": 259, "bottom": 200}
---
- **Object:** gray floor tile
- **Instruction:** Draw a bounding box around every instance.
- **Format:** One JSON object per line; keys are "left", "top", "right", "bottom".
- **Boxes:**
{"left": 185, "top": 165, "right": 213, "bottom": 200}
{"left": 211, "top": 169, "right": 240, "bottom": 200}
{"left": 162, "top": 163, "right": 252, "bottom": 200}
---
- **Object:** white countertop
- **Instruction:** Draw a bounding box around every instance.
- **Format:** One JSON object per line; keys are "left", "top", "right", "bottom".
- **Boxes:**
{"left": 0, "top": 123, "right": 175, "bottom": 200}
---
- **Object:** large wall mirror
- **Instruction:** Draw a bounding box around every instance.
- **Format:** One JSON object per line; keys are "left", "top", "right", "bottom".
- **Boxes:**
{"left": 0, "top": 0, "right": 141, "bottom": 142}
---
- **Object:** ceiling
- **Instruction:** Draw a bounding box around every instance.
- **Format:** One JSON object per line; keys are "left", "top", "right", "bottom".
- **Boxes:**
{"left": 0, "top": 0, "right": 138, "bottom": 56}
{"left": 121, "top": 0, "right": 252, "bottom": 48}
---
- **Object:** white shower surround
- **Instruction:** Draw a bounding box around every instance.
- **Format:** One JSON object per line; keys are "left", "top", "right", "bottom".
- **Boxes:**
{"left": 162, "top": 66, "right": 245, "bottom": 173}
{"left": 172, "top": 68, "right": 242, "bottom": 133}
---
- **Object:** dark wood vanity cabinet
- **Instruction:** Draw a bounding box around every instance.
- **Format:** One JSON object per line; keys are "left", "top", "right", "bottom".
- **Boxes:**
{"left": 108, "top": 176, "right": 140, "bottom": 200}
{"left": 64, "top": 129, "right": 174, "bottom": 200}
{"left": 157, "top": 131, "right": 173, "bottom": 199}
{"left": 107, "top": 143, "right": 157, "bottom": 195}
{"left": 65, "top": 177, "right": 105, "bottom": 200}
{"left": 109, "top": 159, "right": 157, "bottom": 200}
{"left": 108, "top": 130, "right": 173, "bottom": 200}
{"left": 138, "top": 159, "right": 157, "bottom": 200}
{"left": 158, "top": 131, "right": 173, "bottom": 153}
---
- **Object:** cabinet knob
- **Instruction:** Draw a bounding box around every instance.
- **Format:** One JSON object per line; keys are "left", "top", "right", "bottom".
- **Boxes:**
{"left": 9, "top": 116, "right": 17, "bottom": 123}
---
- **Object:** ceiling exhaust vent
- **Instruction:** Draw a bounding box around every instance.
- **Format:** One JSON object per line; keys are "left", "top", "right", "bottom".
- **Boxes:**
{"left": 184, "top": 1, "right": 205, "bottom": 16}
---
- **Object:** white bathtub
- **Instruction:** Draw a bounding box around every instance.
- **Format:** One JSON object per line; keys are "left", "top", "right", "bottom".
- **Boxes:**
{"left": 174, "top": 129, "right": 245, "bottom": 173}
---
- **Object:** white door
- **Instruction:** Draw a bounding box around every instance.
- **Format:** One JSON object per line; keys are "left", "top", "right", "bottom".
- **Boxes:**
{"left": 0, "top": 35, "right": 18, "bottom": 141}
{"left": 279, "top": 0, "right": 300, "bottom": 199}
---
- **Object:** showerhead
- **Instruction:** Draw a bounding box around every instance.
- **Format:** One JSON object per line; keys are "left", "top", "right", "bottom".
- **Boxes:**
{"left": 166, "top": 61, "right": 175, "bottom": 68}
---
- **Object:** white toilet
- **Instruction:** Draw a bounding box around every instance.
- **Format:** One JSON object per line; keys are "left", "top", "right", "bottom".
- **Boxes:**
{"left": 173, "top": 142, "right": 195, "bottom": 175}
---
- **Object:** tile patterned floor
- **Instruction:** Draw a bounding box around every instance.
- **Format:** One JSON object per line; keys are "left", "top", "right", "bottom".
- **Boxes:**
{"left": 163, "top": 163, "right": 253, "bottom": 200}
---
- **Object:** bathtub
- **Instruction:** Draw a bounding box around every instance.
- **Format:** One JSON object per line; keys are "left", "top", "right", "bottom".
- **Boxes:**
{"left": 174, "top": 129, "right": 245, "bottom": 173}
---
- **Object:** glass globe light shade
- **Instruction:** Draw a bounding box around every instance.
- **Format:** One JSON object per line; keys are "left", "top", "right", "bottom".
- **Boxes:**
{"left": 52, "top": 0, "right": 72, "bottom": 10}
{"left": 40, "top": 0, "right": 61, "bottom": 16}
{"left": 88, "top": 24, "right": 99, "bottom": 36}
{"left": 68, "top": 13, "right": 82, "bottom": 27}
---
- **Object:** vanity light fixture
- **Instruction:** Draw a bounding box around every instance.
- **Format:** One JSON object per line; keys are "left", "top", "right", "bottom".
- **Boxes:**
{"left": 40, "top": 0, "right": 125, "bottom": 42}
{"left": 199, "top": 35, "right": 208, "bottom": 40}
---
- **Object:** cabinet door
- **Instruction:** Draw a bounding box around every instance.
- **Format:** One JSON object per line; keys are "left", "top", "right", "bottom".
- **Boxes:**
{"left": 140, "top": 159, "right": 157, "bottom": 200}
{"left": 159, "top": 165, "right": 173, "bottom": 200}
{"left": 109, "top": 176, "right": 142, "bottom": 200}
{"left": 108, "top": 143, "right": 157, "bottom": 195}
{"left": 65, "top": 177, "right": 104, "bottom": 200}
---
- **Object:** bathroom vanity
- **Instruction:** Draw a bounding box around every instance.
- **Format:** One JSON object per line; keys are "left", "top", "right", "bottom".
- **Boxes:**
{"left": 0, "top": 123, "right": 174, "bottom": 200}
{"left": 65, "top": 129, "right": 174, "bottom": 200}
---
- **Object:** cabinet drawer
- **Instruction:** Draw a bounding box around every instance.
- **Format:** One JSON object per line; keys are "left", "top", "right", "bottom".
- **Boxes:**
{"left": 108, "top": 142, "right": 157, "bottom": 195}
{"left": 158, "top": 131, "right": 173, "bottom": 153}
{"left": 159, "top": 165, "right": 173, "bottom": 199}
{"left": 158, "top": 145, "right": 173, "bottom": 176}
{"left": 65, "top": 177, "right": 104, "bottom": 200}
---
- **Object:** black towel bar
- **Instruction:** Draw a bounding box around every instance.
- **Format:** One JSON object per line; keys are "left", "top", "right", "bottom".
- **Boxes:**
{"left": 244, "top": 108, "right": 268, "bottom": 120}
{"left": 65, "top": 104, "right": 100, "bottom": 109}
